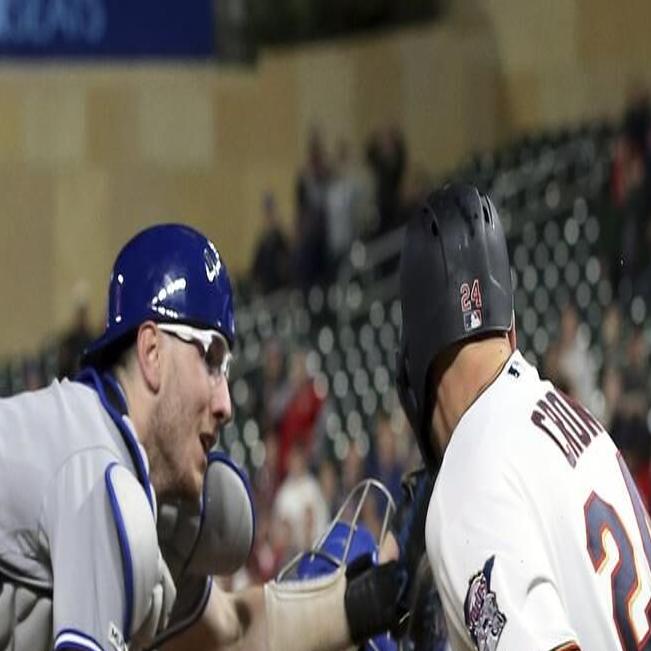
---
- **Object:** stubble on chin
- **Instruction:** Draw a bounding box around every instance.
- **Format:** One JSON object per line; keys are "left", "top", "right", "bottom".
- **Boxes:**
{"left": 147, "top": 395, "right": 198, "bottom": 501}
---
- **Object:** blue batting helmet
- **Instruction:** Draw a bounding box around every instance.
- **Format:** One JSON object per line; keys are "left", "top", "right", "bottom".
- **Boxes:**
{"left": 83, "top": 223, "right": 235, "bottom": 366}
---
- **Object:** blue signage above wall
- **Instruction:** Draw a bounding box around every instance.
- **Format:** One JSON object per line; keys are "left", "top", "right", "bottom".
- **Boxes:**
{"left": 0, "top": 0, "right": 215, "bottom": 57}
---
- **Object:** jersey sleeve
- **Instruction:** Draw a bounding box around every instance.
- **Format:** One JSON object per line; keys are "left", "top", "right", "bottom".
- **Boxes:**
{"left": 43, "top": 449, "right": 141, "bottom": 651}
{"left": 429, "top": 470, "right": 579, "bottom": 651}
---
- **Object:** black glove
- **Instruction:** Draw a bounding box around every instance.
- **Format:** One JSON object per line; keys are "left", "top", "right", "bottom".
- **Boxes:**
{"left": 343, "top": 469, "right": 436, "bottom": 647}
{"left": 344, "top": 553, "right": 406, "bottom": 644}
{"left": 393, "top": 469, "right": 435, "bottom": 601}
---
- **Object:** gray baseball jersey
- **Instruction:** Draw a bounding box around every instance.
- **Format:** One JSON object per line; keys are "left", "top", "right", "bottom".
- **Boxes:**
{"left": 0, "top": 368, "right": 156, "bottom": 651}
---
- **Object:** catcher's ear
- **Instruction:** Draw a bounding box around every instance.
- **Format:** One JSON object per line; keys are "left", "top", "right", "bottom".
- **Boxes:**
{"left": 136, "top": 322, "right": 163, "bottom": 393}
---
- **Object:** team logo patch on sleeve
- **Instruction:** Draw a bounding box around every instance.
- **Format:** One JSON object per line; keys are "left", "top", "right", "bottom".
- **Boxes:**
{"left": 108, "top": 622, "right": 128, "bottom": 651}
{"left": 464, "top": 555, "right": 506, "bottom": 651}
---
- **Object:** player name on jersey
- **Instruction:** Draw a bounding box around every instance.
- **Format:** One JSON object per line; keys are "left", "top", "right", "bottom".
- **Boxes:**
{"left": 530, "top": 389, "right": 605, "bottom": 468}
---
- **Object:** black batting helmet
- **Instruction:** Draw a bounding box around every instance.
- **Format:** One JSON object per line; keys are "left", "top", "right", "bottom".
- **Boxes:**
{"left": 396, "top": 183, "right": 513, "bottom": 470}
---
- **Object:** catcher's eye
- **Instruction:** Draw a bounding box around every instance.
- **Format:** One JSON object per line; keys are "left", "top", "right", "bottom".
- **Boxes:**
{"left": 205, "top": 337, "right": 232, "bottom": 381}
{"left": 158, "top": 322, "right": 232, "bottom": 381}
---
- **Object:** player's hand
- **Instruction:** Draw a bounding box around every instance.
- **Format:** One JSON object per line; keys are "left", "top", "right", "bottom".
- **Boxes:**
{"left": 341, "top": 469, "right": 437, "bottom": 645}
{"left": 344, "top": 554, "right": 406, "bottom": 644}
{"left": 378, "top": 529, "right": 400, "bottom": 563}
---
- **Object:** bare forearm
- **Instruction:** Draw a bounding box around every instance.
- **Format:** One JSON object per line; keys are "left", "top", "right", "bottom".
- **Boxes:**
{"left": 161, "top": 584, "right": 268, "bottom": 651}
{"left": 161, "top": 574, "right": 355, "bottom": 651}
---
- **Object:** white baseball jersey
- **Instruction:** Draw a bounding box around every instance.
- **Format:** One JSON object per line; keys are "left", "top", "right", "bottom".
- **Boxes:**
{"left": 426, "top": 350, "right": 651, "bottom": 651}
{"left": 0, "top": 369, "right": 156, "bottom": 651}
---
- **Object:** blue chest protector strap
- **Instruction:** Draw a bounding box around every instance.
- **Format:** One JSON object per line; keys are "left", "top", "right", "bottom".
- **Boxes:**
{"left": 75, "top": 367, "right": 155, "bottom": 514}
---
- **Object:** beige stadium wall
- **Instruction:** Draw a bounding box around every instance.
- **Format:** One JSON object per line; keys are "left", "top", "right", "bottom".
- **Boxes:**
{"left": 1, "top": 0, "right": 650, "bottom": 356}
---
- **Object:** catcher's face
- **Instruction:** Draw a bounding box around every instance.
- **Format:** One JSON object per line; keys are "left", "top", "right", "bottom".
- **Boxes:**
{"left": 152, "top": 326, "right": 232, "bottom": 500}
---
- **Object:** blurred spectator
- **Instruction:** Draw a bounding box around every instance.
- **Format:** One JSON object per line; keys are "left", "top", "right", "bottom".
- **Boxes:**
{"left": 318, "top": 457, "right": 341, "bottom": 516}
{"left": 366, "top": 411, "right": 404, "bottom": 505}
{"left": 273, "top": 442, "right": 330, "bottom": 551}
{"left": 250, "top": 192, "right": 291, "bottom": 295}
{"left": 542, "top": 341, "right": 573, "bottom": 395}
{"left": 607, "top": 133, "right": 648, "bottom": 296}
{"left": 620, "top": 327, "right": 649, "bottom": 420}
{"left": 247, "top": 506, "right": 288, "bottom": 583}
{"left": 600, "top": 365, "right": 623, "bottom": 431}
{"left": 58, "top": 293, "right": 94, "bottom": 380}
{"left": 297, "top": 127, "right": 331, "bottom": 220}
{"left": 600, "top": 304, "right": 623, "bottom": 371}
{"left": 398, "top": 163, "right": 434, "bottom": 225}
{"left": 341, "top": 441, "right": 365, "bottom": 498}
{"left": 276, "top": 348, "right": 325, "bottom": 478}
{"left": 294, "top": 127, "right": 330, "bottom": 290}
{"left": 366, "top": 124, "right": 406, "bottom": 235}
{"left": 325, "top": 139, "right": 371, "bottom": 267}
{"left": 253, "top": 433, "right": 282, "bottom": 511}
{"left": 556, "top": 303, "right": 598, "bottom": 412}
{"left": 623, "top": 87, "right": 650, "bottom": 160}
{"left": 252, "top": 337, "right": 292, "bottom": 433}
{"left": 23, "top": 358, "right": 44, "bottom": 391}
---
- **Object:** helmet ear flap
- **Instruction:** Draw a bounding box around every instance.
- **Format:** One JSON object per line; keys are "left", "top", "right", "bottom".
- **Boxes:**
{"left": 395, "top": 343, "right": 419, "bottom": 437}
{"left": 396, "top": 342, "right": 439, "bottom": 470}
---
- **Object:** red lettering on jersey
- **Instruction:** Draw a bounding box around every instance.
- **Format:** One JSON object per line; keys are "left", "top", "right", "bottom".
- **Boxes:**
{"left": 538, "top": 399, "right": 583, "bottom": 458}
{"left": 547, "top": 392, "right": 592, "bottom": 446}
{"left": 531, "top": 390, "right": 605, "bottom": 468}
{"left": 561, "top": 391, "right": 605, "bottom": 437}
{"left": 531, "top": 408, "right": 577, "bottom": 468}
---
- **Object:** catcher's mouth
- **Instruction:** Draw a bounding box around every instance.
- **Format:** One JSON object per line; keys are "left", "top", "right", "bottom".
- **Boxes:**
{"left": 199, "top": 432, "right": 215, "bottom": 455}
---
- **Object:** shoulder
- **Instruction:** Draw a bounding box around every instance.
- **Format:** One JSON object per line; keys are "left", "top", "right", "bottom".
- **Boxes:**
{"left": 42, "top": 450, "right": 152, "bottom": 541}
{"left": 447, "top": 353, "right": 554, "bottom": 475}
{"left": 1, "top": 378, "right": 121, "bottom": 455}
{"left": 48, "top": 460, "right": 165, "bottom": 647}
{"left": 431, "top": 367, "right": 547, "bottom": 526}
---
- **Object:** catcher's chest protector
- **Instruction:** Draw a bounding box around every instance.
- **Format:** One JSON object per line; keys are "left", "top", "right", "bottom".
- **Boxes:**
{"left": 0, "top": 578, "right": 52, "bottom": 651}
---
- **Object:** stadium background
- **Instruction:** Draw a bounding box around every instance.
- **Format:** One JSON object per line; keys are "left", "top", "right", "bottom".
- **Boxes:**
{"left": 1, "top": 0, "right": 651, "bottom": 586}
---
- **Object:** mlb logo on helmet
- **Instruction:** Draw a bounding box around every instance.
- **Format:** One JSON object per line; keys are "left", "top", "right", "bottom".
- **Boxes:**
{"left": 464, "top": 310, "right": 482, "bottom": 332}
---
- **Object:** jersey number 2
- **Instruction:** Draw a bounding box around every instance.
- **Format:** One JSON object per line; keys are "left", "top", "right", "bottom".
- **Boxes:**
{"left": 584, "top": 453, "right": 651, "bottom": 650}
{"left": 460, "top": 279, "right": 482, "bottom": 311}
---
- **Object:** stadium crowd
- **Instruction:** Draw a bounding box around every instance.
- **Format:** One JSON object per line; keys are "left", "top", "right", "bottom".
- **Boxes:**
{"left": 4, "top": 105, "right": 651, "bottom": 588}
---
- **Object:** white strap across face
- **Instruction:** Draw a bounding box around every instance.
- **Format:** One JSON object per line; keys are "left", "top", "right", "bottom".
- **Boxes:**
{"left": 157, "top": 322, "right": 233, "bottom": 380}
